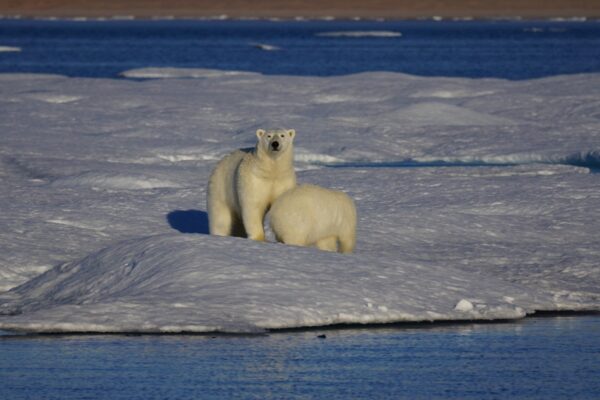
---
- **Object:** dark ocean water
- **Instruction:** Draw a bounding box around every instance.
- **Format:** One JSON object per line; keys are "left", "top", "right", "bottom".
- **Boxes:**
{"left": 0, "top": 19, "right": 600, "bottom": 79}
{"left": 1, "top": 315, "right": 600, "bottom": 399}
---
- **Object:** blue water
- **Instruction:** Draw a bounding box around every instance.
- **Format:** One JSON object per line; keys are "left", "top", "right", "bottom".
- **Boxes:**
{"left": 1, "top": 19, "right": 600, "bottom": 79}
{"left": 1, "top": 315, "right": 599, "bottom": 399}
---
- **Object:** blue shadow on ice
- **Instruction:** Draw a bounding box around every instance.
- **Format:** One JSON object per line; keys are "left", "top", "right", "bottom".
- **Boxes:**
{"left": 167, "top": 210, "right": 209, "bottom": 234}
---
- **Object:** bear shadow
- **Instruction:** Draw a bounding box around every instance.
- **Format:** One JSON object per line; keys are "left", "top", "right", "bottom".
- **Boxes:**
{"left": 167, "top": 210, "right": 209, "bottom": 234}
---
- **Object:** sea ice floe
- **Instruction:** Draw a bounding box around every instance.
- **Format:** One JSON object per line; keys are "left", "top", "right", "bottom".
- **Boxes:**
{"left": 316, "top": 31, "right": 402, "bottom": 38}
{"left": 0, "top": 234, "right": 539, "bottom": 333}
{"left": 0, "top": 69, "right": 598, "bottom": 333}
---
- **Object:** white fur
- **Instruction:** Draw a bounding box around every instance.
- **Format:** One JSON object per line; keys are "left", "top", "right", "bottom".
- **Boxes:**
{"left": 269, "top": 184, "right": 357, "bottom": 253}
{"left": 207, "top": 128, "right": 296, "bottom": 241}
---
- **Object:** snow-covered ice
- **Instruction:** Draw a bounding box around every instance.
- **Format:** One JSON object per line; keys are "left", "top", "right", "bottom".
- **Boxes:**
{"left": 0, "top": 69, "right": 599, "bottom": 333}
{"left": 119, "top": 67, "right": 259, "bottom": 79}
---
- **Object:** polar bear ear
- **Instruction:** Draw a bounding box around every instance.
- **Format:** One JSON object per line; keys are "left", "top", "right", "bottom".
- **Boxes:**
{"left": 256, "top": 129, "right": 266, "bottom": 139}
{"left": 287, "top": 129, "right": 296, "bottom": 138}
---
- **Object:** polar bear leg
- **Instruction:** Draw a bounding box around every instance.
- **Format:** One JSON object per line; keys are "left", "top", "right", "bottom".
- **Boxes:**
{"left": 315, "top": 236, "right": 338, "bottom": 252}
{"left": 209, "top": 202, "right": 238, "bottom": 237}
{"left": 241, "top": 206, "right": 266, "bottom": 241}
{"left": 338, "top": 232, "right": 356, "bottom": 254}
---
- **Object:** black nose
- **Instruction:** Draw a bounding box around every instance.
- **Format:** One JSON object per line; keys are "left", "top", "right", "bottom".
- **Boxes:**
{"left": 271, "top": 141, "right": 279, "bottom": 150}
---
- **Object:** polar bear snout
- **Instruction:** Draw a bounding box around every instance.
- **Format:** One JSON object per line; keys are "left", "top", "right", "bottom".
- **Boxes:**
{"left": 256, "top": 128, "right": 295, "bottom": 156}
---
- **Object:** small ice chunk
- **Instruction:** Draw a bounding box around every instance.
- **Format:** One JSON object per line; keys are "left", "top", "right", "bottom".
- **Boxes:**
{"left": 250, "top": 43, "right": 280, "bottom": 51}
{"left": 0, "top": 46, "right": 21, "bottom": 52}
{"left": 454, "top": 299, "right": 474, "bottom": 312}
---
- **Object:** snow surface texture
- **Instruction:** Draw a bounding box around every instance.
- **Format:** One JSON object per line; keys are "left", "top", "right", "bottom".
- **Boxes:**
{"left": 0, "top": 70, "right": 599, "bottom": 333}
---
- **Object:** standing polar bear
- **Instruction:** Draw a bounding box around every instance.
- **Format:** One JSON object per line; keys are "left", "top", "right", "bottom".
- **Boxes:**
{"left": 207, "top": 128, "right": 296, "bottom": 241}
{"left": 269, "top": 184, "right": 357, "bottom": 253}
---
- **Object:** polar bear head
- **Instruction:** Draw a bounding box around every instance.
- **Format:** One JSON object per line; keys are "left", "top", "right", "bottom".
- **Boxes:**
{"left": 256, "top": 129, "right": 295, "bottom": 157}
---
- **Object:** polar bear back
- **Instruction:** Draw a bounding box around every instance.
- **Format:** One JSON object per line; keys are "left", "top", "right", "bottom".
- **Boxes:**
{"left": 269, "top": 184, "right": 357, "bottom": 253}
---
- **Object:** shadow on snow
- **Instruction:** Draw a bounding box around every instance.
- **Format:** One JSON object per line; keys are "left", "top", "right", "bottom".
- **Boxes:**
{"left": 167, "top": 210, "right": 209, "bottom": 234}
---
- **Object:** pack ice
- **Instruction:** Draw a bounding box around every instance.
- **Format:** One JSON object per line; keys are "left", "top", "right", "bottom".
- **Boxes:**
{"left": 0, "top": 69, "right": 598, "bottom": 333}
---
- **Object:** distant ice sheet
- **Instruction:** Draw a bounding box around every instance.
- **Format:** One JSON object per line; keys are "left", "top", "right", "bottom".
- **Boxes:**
{"left": 0, "top": 46, "right": 21, "bottom": 52}
{"left": 0, "top": 69, "right": 598, "bottom": 333}
{"left": 120, "top": 67, "right": 259, "bottom": 79}
{"left": 316, "top": 31, "right": 402, "bottom": 38}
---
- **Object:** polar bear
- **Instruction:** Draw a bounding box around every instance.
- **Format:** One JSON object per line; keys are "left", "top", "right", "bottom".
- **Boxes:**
{"left": 269, "top": 184, "right": 357, "bottom": 253}
{"left": 207, "top": 128, "right": 296, "bottom": 241}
